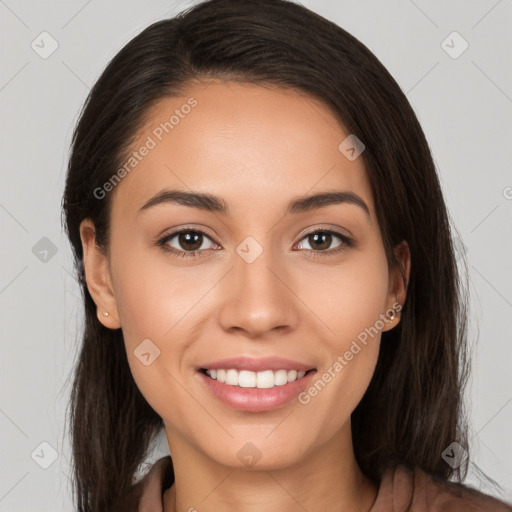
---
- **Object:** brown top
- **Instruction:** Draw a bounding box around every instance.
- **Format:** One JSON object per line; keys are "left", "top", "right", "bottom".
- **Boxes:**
{"left": 130, "top": 456, "right": 512, "bottom": 512}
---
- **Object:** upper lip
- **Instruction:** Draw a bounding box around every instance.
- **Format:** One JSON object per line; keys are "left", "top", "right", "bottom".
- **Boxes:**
{"left": 198, "top": 356, "right": 316, "bottom": 373}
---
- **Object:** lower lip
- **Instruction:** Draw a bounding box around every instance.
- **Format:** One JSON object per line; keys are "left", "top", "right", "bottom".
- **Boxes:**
{"left": 197, "top": 369, "right": 317, "bottom": 412}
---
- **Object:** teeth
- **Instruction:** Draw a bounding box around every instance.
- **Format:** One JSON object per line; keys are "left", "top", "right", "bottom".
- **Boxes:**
{"left": 204, "top": 368, "right": 308, "bottom": 388}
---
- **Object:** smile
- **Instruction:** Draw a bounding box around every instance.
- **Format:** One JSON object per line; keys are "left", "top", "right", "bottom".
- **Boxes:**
{"left": 198, "top": 367, "right": 318, "bottom": 412}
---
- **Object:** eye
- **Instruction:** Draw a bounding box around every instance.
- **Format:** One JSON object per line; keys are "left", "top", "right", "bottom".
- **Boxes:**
{"left": 295, "top": 229, "right": 353, "bottom": 256}
{"left": 157, "top": 228, "right": 219, "bottom": 258}
{"left": 157, "top": 227, "right": 354, "bottom": 259}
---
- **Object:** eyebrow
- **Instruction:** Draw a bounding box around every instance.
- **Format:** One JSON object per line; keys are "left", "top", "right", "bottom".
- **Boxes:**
{"left": 138, "top": 189, "right": 371, "bottom": 217}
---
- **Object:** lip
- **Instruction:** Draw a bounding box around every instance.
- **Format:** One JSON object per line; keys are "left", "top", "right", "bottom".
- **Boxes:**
{"left": 198, "top": 369, "right": 317, "bottom": 412}
{"left": 197, "top": 356, "right": 315, "bottom": 373}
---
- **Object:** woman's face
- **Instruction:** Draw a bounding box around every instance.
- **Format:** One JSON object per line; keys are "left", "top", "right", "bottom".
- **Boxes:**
{"left": 81, "top": 80, "right": 409, "bottom": 470}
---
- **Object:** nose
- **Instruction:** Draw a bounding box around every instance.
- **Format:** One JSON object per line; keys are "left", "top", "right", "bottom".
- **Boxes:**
{"left": 217, "top": 242, "right": 299, "bottom": 338}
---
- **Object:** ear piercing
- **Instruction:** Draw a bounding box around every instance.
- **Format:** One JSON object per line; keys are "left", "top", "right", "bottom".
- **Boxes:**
{"left": 103, "top": 312, "right": 109, "bottom": 317}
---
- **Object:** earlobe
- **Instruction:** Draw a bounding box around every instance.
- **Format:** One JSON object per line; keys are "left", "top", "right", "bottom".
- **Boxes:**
{"left": 79, "top": 219, "right": 121, "bottom": 330}
{"left": 97, "top": 309, "right": 120, "bottom": 329}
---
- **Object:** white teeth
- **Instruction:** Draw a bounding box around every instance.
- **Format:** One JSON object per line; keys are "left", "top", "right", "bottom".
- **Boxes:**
{"left": 239, "top": 370, "right": 257, "bottom": 388}
{"left": 257, "top": 370, "right": 274, "bottom": 389}
{"left": 204, "top": 368, "right": 309, "bottom": 388}
{"left": 225, "top": 369, "right": 239, "bottom": 386}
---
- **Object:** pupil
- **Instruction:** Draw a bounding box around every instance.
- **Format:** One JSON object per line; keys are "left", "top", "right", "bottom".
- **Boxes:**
{"left": 310, "top": 232, "right": 331, "bottom": 250}
{"left": 179, "top": 232, "right": 202, "bottom": 251}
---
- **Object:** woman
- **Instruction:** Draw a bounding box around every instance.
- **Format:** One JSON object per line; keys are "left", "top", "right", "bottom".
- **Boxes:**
{"left": 62, "top": 0, "right": 512, "bottom": 510}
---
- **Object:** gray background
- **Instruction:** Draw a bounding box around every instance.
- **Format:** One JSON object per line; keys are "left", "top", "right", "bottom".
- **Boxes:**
{"left": 0, "top": 0, "right": 511, "bottom": 510}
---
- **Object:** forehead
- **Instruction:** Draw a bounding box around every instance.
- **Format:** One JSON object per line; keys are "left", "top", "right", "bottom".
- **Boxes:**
{"left": 110, "top": 80, "right": 373, "bottom": 220}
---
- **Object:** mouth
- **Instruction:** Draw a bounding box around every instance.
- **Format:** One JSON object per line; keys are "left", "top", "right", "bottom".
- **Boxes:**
{"left": 199, "top": 367, "right": 316, "bottom": 389}
{"left": 197, "top": 366, "right": 318, "bottom": 412}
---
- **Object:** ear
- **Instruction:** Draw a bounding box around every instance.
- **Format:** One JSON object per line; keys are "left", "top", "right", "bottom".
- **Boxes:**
{"left": 79, "top": 218, "right": 121, "bottom": 329}
{"left": 382, "top": 240, "right": 410, "bottom": 332}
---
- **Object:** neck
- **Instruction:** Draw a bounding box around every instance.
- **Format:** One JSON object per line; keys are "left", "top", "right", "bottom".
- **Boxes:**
{"left": 163, "top": 422, "right": 378, "bottom": 512}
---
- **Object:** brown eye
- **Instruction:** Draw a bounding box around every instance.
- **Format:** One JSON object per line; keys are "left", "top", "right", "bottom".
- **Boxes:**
{"left": 175, "top": 231, "right": 204, "bottom": 251}
{"left": 297, "top": 230, "right": 347, "bottom": 252}
{"left": 159, "top": 229, "right": 218, "bottom": 258}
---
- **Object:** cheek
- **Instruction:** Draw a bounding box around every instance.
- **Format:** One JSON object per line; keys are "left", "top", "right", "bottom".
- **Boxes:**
{"left": 299, "top": 250, "right": 390, "bottom": 345}
{"left": 108, "top": 247, "right": 193, "bottom": 416}
{"left": 295, "top": 250, "right": 389, "bottom": 413}
{"left": 110, "top": 241, "right": 205, "bottom": 342}
{"left": 108, "top": 243, "right": 220, "bottom": 401}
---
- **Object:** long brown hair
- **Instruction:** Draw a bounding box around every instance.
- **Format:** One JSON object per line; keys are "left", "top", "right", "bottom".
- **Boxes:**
{"left": 62, "top": 0, "right": 486, "bottom": 509}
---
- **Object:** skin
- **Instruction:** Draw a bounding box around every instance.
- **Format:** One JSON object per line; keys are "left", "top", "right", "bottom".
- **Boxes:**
{"left": 80, "top": 80, "right": 410, "bottom": 512}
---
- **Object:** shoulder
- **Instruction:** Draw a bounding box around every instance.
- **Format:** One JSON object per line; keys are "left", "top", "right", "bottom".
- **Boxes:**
{"left": 371, "top": 463, "right": 512, "bottom": 512}
{"left": 127, "top": 456, "right": 173, "bottom": 512}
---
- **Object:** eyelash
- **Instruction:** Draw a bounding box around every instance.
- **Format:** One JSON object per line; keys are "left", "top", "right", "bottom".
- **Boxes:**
{"left": 157, "top": 227, "right": 354, "bottom": 259}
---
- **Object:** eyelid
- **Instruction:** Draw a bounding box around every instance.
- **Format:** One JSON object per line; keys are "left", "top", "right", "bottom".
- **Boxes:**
{"left": 298, "top": 224, "right": 353, "bottom": 240}
{"left": 155, "top": 223, "right": 217, "bottom": 241}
